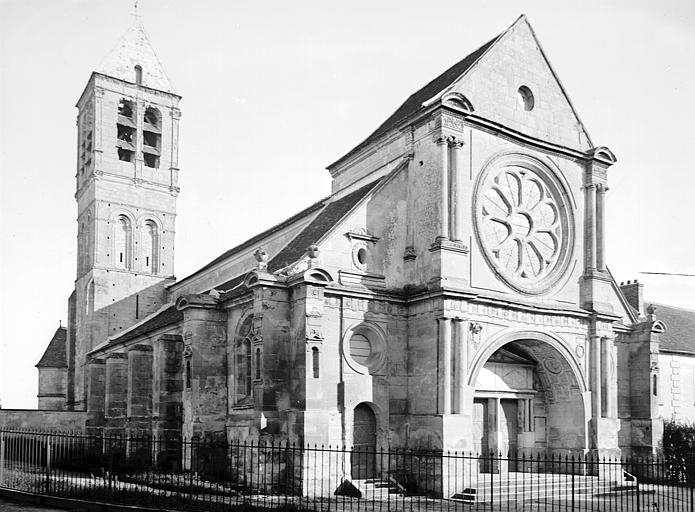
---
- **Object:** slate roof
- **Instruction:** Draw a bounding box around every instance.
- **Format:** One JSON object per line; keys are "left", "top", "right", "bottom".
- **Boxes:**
{"left": 173, "top": 199, "right": 327, "bottom": 290}
{"left": 653, "top": 303, "right": 695, "bottom": 355}
{"left": 268, "top": 179, "right": 383, "bottom": 272}
{"left": 36, "top": 327, "right": 67, "bottom": 368}
{"left": 331, "top": 34, "right": 500, "bottom": 166}
{"left": 111, "top": 304, "right": 183, "bottom": 345}
{"left": 98, "top": 19, "right": 176, "bottom": 93}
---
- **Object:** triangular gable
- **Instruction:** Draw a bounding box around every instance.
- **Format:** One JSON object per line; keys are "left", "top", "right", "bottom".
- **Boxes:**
{"left": 98, "top": 18, "right": 175, "bottom": 93}
{"left": 332, "top": 15, "right": 593, "bottom": 167}
{"left": 445, "top": 15, "right": 592, "bottom": 151}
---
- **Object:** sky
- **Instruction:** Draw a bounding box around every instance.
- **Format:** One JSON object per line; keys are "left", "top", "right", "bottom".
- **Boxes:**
{"left": 0, "top": 0, "right": 693, "bottom": 409}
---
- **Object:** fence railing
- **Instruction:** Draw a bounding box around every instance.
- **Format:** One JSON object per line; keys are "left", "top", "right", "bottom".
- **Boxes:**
{"left": 0, "top": 428, "right": 693, "bottom": 511}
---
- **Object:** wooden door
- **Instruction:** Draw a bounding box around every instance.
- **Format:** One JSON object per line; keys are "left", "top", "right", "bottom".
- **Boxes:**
{"left": 351, "top": 403, "right": 376, "bottom": 479}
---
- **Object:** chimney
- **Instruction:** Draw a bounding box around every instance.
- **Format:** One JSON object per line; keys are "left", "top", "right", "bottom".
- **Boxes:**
{"left": 619, "top": 279, "right": 644, "bottom": 314}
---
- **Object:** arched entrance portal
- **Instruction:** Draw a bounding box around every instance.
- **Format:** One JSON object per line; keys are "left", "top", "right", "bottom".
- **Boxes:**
{"left": 351, "top": 403, "right": 376, "bottom": 479}
{"left": 470, "top": 336, "right": 586, "bottom": 471}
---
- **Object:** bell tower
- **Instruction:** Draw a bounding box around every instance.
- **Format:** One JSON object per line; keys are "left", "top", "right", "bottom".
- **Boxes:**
{"left": 70, "top": 16, "right": 182, "bottom": 409}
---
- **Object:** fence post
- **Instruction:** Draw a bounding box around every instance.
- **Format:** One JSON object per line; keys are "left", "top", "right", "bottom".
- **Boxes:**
{"left": 0, "top": 430, "right": 5, "bottom": 487}
{"left": 45, "top": 434, "right": 52, "bottom": 495}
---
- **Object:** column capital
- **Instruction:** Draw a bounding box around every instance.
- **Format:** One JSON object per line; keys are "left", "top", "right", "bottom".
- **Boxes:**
{"left": 434, "top": 134, "right": 465, "bottom": 147}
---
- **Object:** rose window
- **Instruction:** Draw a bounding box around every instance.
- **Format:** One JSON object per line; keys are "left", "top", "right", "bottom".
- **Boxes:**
{"left": 475, "top": 158, "right": 572, "bottom": 294}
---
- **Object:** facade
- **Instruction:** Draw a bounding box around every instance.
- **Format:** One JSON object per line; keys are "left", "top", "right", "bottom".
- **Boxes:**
{"left": 29, "top": 13, "right": 695, "bottom": 490}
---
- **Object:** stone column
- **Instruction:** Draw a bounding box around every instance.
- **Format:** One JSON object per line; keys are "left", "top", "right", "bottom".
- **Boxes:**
{"left": 85, "top": 358, "right": 106, "bottom": 434}
{"left": 105, "top": 353, "right": 128, "bottom": 431}
{"left": 437, "top": 136, "right": 449, "bottom": 240}
{"left": 454, "top": 319, "right": 467, "bottom": 414}
{"left": 153, "top": 334, "right": 183, "bottom": 468}
{"left": 439, "top": 318, "right": 452, "bottom": 414}
{"left": 590, "top": 335, "right": 602, "bottom": 420}
{"left": 450, "top": 139, "right": 464, "bottom": 243}
{"left": 596, "top": 184, "right": 608, "bottom": 272}
{"left": 127, "top": 345, "right": 153, "bottom": 434}
{"left": 601, "top": 336, "right": 617, "bottom": 418}
{"left": 584, "top": 184, "right": 597, "bottom": 271}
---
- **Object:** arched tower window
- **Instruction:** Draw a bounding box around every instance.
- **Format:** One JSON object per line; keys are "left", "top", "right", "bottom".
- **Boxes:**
{"left": 117, "top": 98, "right": 135, "bottom": 162}
{"left": 142, "top": 106, "right": 161, "bottom": 168}
{"left": 114, "top": 215, "right": 133, "bottom": 270}
{"left": 134, "top": 65, "right": 143, "bottom": 85}
{"left": 142, "top": 220, "right": 159, "bottom": 274}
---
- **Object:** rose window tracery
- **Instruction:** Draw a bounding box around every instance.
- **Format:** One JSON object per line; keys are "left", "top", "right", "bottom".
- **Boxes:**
{"left": 475, "top": 157, "right": 573, "bottom": 294}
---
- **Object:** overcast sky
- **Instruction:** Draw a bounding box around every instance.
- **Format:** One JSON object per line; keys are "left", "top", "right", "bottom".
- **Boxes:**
{"left": 1, "top": 0, "right": 693, "bottom": 409}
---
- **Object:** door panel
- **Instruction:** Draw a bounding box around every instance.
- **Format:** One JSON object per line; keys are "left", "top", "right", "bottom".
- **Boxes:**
{"left": 500, "top": 399, "right": 518, "bottom": 471}
{"left": 352, "top": 403, "right": 376, "bottom": 479}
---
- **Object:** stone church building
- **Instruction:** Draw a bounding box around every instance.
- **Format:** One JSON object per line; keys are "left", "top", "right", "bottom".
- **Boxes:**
{"left": 32, "top": 14, "right": 694, "bottom": 473}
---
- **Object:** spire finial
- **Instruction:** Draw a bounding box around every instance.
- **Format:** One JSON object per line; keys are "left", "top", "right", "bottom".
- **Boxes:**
{"left": 132, "top": 0, "right": 140, "bottom": 19}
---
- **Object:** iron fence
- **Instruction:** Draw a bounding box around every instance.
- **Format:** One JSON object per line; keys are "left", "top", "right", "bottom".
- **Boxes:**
{"left": 0, "top": 428, "right": 693, "bottom": 511}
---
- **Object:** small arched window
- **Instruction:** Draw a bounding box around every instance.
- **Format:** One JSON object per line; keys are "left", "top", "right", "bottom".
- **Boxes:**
{"left": 143, "top": 220, "right": 159, "bottom": 274}
{"left": 312, "top": 347, "right": 320, "bottom": 379}
{"left": 134, "top": 65, "right": 143, "bottom": 85}
{"left": 653, "top": 374, "right": 658, "bottom": 396}
{"left": 115, "top": 215, "right": 132, "bottom": 270}
{"left": 234, "top": 316, "right": 260, "bottom": 404}
{"left": 144, "top": 107, "right": 160, "bottom": 129}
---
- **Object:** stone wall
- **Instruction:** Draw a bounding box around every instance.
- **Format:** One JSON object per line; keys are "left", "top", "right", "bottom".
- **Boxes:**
{"left": 658, "top": 352, "right": 695, "bottom": 421}
{"left": 37, "top": 368, "right": 67, "bottom": 410}
{"left": 0, "top": 410, "right": 87, "bottom": 430}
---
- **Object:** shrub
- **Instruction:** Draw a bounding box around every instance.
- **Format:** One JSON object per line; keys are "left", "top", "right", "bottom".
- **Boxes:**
{"left": 660, "top": 419, "right": 695, "bottom": 484}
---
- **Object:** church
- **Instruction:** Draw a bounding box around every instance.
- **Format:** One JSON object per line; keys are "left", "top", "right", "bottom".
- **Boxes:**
{"left": 28, "top": 13, "right": 695, "bottom": 475}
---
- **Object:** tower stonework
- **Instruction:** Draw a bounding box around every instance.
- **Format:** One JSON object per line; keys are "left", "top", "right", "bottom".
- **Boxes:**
{"left": 69, "top": 20, "right": 181, "bottom": 410}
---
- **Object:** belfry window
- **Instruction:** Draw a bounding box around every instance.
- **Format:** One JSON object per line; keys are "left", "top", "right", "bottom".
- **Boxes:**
{"left": 142, "top": 220, "right": 159, "bottom": 274}
{"left": 142, "top": 106, "right": 161, "bottom": 168}
{"left": 114, "top": 215, "right": 133, "bottom": 270}
{"left": 117, "top": 98, "right": 136, "bottom": 162}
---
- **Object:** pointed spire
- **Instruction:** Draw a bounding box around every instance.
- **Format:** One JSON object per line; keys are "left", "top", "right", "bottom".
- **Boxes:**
{"left": 97, "top": 14, "right": 176, "bottom": 94}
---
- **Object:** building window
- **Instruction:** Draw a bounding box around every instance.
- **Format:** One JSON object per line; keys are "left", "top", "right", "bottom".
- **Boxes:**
{"left": 234, "top": 316, "right": 260, "bottom": 404}
{"left": 117, "top": 99, "right": 136, "bottom": 162}
{"left": 134, "top": 65, "right": 143, "bottom": 85}
{"left": 115, "top": 215, "right": 133, "bottom": 269}
{"left": 653, "top": 374, "right": 658, "bottom": 396}
{"left": 312, "top": 347, "right": 320, "bottom": 378}
{"left": 142, "top": 220, "right": 159, "bottom": 274}
{"left": 349, "top": 333, "right": 371, "bottom": 366}
{"left": 518, "top": 85, "right": 535, "bottom": 111}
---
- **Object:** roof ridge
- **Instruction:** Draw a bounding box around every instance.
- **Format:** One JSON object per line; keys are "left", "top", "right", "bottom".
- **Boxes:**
{"left": 329, "top": 31, "right": 503, "bottom": 168}
{"left": 649, "top": 302, "right": 695, "bottom": 314}
{"left": 172, "top": 196, "right": 329, "bottom": 289}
